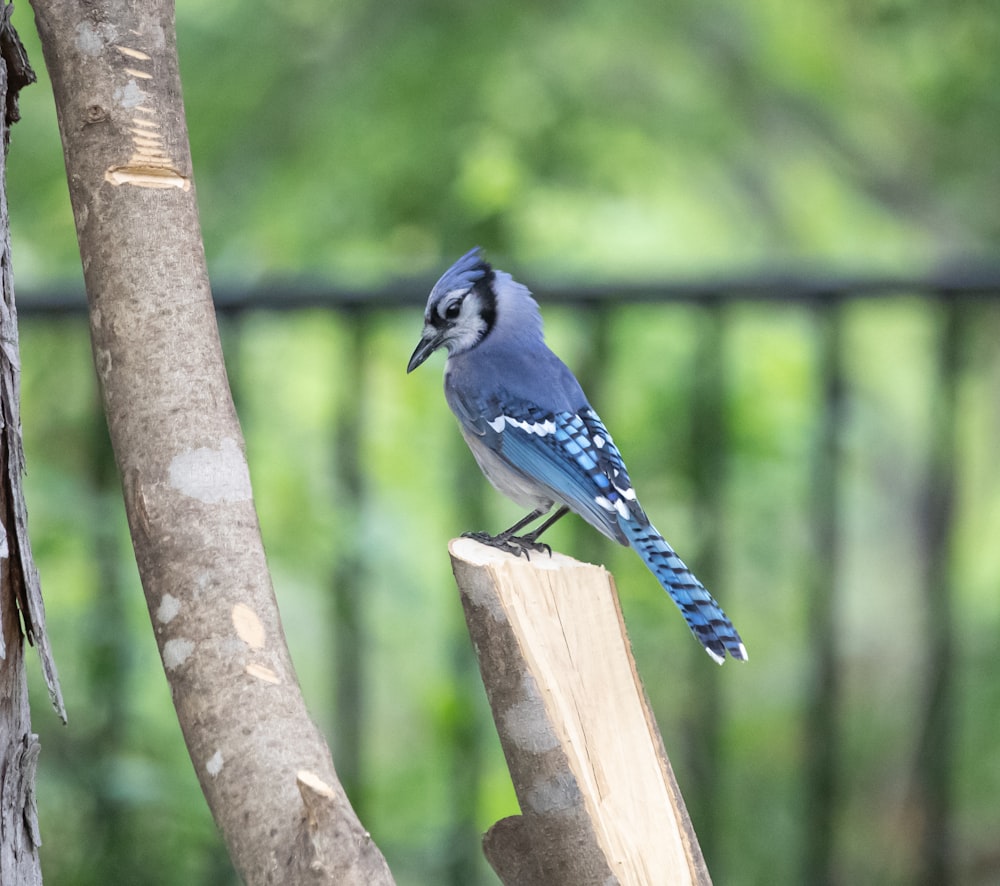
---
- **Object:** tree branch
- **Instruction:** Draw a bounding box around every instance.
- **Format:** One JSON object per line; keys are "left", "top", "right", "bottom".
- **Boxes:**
{"left": 26, "top": 0, "right": 393, "bottom": 881}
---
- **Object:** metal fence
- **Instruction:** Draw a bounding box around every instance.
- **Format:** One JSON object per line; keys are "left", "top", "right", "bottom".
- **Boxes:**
{"left": 18, "top": 268, "right": 1000, "bottom": 886}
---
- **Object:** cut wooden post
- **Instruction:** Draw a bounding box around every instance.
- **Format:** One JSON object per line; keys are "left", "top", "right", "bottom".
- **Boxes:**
{"left": 449, "top": 537, "right": 712, "bottom": 886}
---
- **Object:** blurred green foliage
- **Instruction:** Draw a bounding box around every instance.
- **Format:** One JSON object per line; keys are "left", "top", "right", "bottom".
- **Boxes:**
{"left": 6, "top": 0, "right": 1000, "bottom": 884}
{"left": 9, "top": 0, "right": 1000, "bottom": 284}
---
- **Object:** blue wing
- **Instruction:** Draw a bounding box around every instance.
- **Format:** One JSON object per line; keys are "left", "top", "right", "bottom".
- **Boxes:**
{"left": 463, "top": 397, "right": 637, "bottom": 544}
{"left": 461, "top": 397, "right": 748, "bottom": 662}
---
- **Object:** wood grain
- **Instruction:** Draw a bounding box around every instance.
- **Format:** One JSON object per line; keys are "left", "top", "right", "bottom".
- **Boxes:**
{"left": 450, "top": 537, "right": 711, "bottom": 886}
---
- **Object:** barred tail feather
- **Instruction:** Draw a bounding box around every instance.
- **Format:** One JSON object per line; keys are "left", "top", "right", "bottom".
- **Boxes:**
{"left": 620, "top": 518, "right": 747, "bottom": 664}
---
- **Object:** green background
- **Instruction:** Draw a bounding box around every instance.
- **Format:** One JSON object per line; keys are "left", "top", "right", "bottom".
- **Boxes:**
{"left": 9, "top": 1, "right": 1000, "bottom": 883}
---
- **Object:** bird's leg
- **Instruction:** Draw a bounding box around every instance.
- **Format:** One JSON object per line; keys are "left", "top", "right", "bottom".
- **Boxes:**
{"left": 519, "top": 506, "right": 569, "bottom": 544}
{"left": 462, "top": 507, "right": 557, "bottom": 560}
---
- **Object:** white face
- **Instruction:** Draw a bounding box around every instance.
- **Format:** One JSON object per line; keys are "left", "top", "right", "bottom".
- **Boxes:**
{"left": 430, "top": 287, "right": 489, "bottom": 355}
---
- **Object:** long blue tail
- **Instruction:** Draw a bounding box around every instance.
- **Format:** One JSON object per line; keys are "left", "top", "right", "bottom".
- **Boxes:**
{"left": 620, "top": 517, "right": 747, "bottom": 664}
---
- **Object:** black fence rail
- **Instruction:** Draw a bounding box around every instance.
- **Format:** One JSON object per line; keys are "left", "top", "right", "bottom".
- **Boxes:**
{"left": 18, "top": 270, "right": 1000, "bottom": 886}
{"left": 19, "top": 264, "right": 1000, "bottom": 314}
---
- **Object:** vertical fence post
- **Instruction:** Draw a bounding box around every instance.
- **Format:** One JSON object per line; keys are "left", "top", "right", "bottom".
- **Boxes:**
{"left": 84, "top": 382, "right": 135, "bottom": 872}
{"left": 802, "top": 296, "right": 844, "bottom": 886}
{"left": 914, "top": 293, "right": 961, "bottom": 886}
{"left": 331, "top": 308, "right": 370, "bottom": 818}
{"left": 565, "top": 302, "right": 612, "bottom": 565}
{"left": 685, "top": 298, "right": 727, "bottom": 870}
{"left": 445, "top": 427, "right": 490, "bottom": 886}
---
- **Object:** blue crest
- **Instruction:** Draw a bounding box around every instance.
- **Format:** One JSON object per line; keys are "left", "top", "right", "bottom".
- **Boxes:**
{"left": 429, "top": 247, "right": 493, "bottom": 304}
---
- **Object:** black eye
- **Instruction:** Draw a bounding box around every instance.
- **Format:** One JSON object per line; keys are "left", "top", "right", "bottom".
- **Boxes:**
{"left": 443, "top": 298, "right": 463, "bottom": 320}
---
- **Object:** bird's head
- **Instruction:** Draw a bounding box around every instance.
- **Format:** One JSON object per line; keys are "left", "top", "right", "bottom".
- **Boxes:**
{"left": 407, "top": 247, "right": 497, "bottom": 373}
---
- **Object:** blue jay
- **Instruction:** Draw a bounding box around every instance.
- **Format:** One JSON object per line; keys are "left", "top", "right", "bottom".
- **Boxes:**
{"left": 408, "top": 248, "right": 747, "bottom": 664}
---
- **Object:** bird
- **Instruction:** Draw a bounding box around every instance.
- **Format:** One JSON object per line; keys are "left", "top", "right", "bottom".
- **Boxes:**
{"left": 407, "top": 247, "right": 747, "bottom": 664}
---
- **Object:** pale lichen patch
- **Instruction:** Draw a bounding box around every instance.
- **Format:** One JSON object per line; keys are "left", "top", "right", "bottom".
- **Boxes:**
{"left": 167, "top": 438, "right": 253, "bottom": 504}
{"left": 157, "top": 593, "right": 181, "bottom": 624}
{"left": 162, "top": 637, "right": 194, "bottom": 670}
{"left": 113, "top": 79, "right": 147, "bottom": 110}
{"left": 94, "top": 347, "right": 112, "bottom": 379}
{"left": 206, "top": 750, "right": 224, "bottom": 777}
{"left": 75, "top": 22, "right": 109, "bottom": 57}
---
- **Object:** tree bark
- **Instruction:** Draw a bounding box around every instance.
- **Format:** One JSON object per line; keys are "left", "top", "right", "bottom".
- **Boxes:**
{"left": 26, "top": 0, "right": 393, "bottom": 882}
{"left": 0, "top": 6, "right": 65, "bottom": 883}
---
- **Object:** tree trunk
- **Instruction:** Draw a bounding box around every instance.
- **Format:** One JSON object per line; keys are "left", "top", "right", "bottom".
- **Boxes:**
{"left": 26, "top": 0, "right": 393, "bottom": 882}
{"left": 0, "top": 5, "right": 65, "bottom": 883}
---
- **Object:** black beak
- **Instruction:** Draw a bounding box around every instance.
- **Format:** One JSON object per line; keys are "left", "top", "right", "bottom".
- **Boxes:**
{"left": 407, "top": 329, "right": 444, "bottom": 373}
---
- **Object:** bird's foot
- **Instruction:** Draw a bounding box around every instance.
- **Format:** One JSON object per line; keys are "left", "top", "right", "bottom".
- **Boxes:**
{"left": 461, "top": 530, "right": 552, "bottom": 560}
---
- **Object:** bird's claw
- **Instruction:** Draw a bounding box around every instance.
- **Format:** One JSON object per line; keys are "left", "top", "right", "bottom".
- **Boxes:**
{"left": 461, "top": 530, "right": 552, "bottom": 560}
